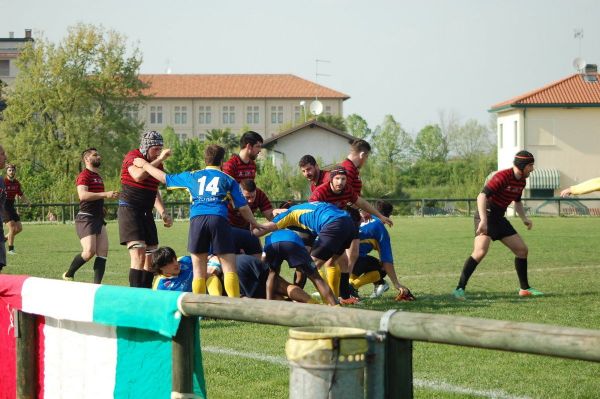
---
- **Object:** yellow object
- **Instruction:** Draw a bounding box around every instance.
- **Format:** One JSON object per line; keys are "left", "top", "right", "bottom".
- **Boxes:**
{"left": 224, "top": 272, "right": 240, "bottom": 298}
{"left": 206, "top": 275, "right": 223, "bottom": 296}
{"left": 285, "top": 327, "right": 367, "bottom": 363}
{"left": 570, "top": 177, "right": 600, "bottom": 195}
{"left": 192, "top": 278, "right": 206, "bottom": 294}
{"left": 352, "top": 271, "right": 381, "bottom": 288}
{"left": 326, "top": 264, "right": 341, "bottom": 298}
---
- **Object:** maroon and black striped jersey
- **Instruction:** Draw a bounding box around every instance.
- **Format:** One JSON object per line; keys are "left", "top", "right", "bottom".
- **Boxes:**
{"left": 223, "top": 154, "right": 256, "bottom": 182}
{"left": 120, "top": 149, "right": 162, "bottom": 209}
{"left": 483, "top": 168, "right": 526, "bottom": 213}
{"left": 76, "top": 168, "right": 105, "bottom": 216}
{"left": 309, "top": 181, "right": 358, "bottom": 209}
{"left": 340, "top": 158, "right": 362, "bottom": 196}
{"left": 3, "top": 177, "right": 23, "bottom": 201}
{"left": 309, "top": 170, "right": 329, "bottom": 193}
{"left": 227, "top": 188, "right": 272, "bottom": 229}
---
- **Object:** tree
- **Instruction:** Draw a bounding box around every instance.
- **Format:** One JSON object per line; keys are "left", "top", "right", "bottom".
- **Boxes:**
{"left": 414, "top": 124, "right": 448, "bottom": 162}
{"left": 316, "top": 114, "right": 346, "bottom": 132}
{"left": 0, "top": 24, "right": 147, "bottom": 186}
{"left": 345, "top": 113, "right": 371, "bottom": 139}
{"left": 448, "top": 119, "right": 494, "bottom": 159}
{"left": 205, "top": 128, "right": 238, "bottom": 158}
{"left": 371, "top": 115, "right": 413, "bottom": 167}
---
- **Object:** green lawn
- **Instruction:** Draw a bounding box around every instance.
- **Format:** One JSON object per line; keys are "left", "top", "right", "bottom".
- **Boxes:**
{"left": 3, "top": 217, "right": 600, "bottom": 398}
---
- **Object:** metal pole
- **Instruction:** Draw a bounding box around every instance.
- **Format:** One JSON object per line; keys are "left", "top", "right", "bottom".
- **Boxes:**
{"left": 365, "top": 332, "right": 385, "bottom": 399}
{"left": 385, "top": 336, "right": 413, "bottom": 399}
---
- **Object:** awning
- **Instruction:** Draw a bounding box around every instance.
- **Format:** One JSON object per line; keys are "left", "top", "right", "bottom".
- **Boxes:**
{"left": 526, "top": 168, "right": 560, "bottom": 189}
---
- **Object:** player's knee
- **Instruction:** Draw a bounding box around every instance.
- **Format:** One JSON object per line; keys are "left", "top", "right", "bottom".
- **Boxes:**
{"left": 81, "top": 250, "right": 96, "bottom": 261}
{"left": 514, "top": 245, "right": 528, "bottom": 258}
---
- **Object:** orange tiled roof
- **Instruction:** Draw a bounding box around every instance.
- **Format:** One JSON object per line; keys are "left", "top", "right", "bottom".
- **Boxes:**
{"left": 490, "top": 73, "right": 600, "bottom": 111}
{"left": 139, "top": 74, "right": 350, "bottom": 100}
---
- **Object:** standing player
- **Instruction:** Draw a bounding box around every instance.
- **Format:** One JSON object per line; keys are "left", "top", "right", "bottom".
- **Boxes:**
{"left": 118, "top": 131, "right": 173, "bottom": 288}
{"left": 0, "top": 146, "right": 7, "bottom": 273}
{"left": 134, "top": 144, "right": 268, "bottom": 296}
{"left": 298, "top": 155, "right": 328, "bottom": 192}
{"left": 3, "top": 164, "right": 31, "bottom": 254}
{"left": 453, "top": 150, "right": 543, "bottom": 300}
{"left": 223, "top": 131, "right": 263, "bottom": 182}
{"left": 62, "top": 148, "right": 118, "bottom": 283}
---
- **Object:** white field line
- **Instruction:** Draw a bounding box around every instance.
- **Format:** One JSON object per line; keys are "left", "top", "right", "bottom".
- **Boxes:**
{"left": 202, "top": 346, "right": 531, "bottom": 399}
{"left": 403, "top": 264, "right": 600, "bottom": 280}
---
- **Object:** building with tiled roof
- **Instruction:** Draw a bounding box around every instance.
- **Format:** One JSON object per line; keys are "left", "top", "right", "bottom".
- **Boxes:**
{"left": 0, "top": 29, "right": 33, "bottom": 103}
{"left": 134, "top": 74, "right": 350, "bottom": 139}
{"left": 489, "top": 67, "right": 600, "bottom": 199}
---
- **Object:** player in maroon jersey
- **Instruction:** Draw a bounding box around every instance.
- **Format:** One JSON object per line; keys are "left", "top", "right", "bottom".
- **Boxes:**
{"left": 223, "top": 131, "right": 263, "bottom": 182}
{"left": 453, "top": 150, "right": 543, "bottom": 300}
{"left": 298, "top": 155, "right": 328, "bottom": 192}
{"left": 3, "top": 164, "right": 31, "bottom": 254}
{"left": 118, "top": 131, "right": 173, "bottom": 288}
{"left": 62, "top": 148, "right": 118, "bottom": 283}
{"left": 228, "top": 179, "right": 273, "bottom": 229}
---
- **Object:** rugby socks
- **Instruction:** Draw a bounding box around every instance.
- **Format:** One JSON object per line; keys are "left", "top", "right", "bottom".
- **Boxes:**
{"left": 457, "top": 256, "right": 479, "bottom": 290}
{"left": 65, "top": 254, "right": 87, "bottom": 278}
{"left": 93, "top": 256, "right": 107, "bottom": 284}
{"left": 352, "top": 271, "right": 381, "bottom": 289}
{"left": 206, "top": 275, "right": 223, "bottom": 296}
{"left": 192, "top": 278, "right": 206, "bottom": 294}
{"left": 326, "top": 264, "right": 341, "bottom": 298}
{"left": 514, "top": 257, "right": 530, "bottom": 290}
{"left": 319, "top": 267, "right": 327, "bottom": 281}
{"left": 129, "top": 269, "right": 144, "bottom": 287}
{"left": 141, "top": 270, "right": 154, "bottom": 288}
{"left": 224, "top": 272, "right": 240, "bottom": 298}
{"left": 340, "top": 272, "right": 351, "bottom": 299}
{"left": 8, "top": 245, "right": 14, "bottom": 252}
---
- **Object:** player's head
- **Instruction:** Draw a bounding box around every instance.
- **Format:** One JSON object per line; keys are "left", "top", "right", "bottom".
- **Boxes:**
{"left": 376, "top": 200, "right": 394, "bottom": 217}
{"left": 240, "top": 179, "right": 257, "bottom": 204}
{"left": 329, "top": 166, "right": 347, "bottom": 193}
{"left": 240, "top": 131, "right": 263, "bottom": 160}
{"left": 5, "top": 163, "right": 16, "bottom": 178}
{"left": 350, "top": 139, "right": 371, "bottom": 168}
{"left": 205, "top": 144, "right": 226, "bottom": 166}
{"left": 81, "top": 148, "right": 101, "bottom": 168}
{"left": 513, "top": 150, "right": 535, "bottom": 177}
{"left": 298, "top": 155, "right": 319, "bottom": 181}
{"left": 151, "top": 246, "right": 179, "bottom": 276}
{"left": 140, "top": 130, "right": 164, "bottom": 160}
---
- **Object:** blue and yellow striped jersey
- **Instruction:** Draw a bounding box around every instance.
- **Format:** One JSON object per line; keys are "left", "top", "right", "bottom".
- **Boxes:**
{"left": 272, "top": 202, "right": 349, "bottom": 235}
{"left": 153, "top": 256, "right": 193, "bottom": 292}
{"left": 264, "top": 229, "right": 305, "bottom": 249}
{"left": 359, "top": 216, "right": 393, "bottom": 264}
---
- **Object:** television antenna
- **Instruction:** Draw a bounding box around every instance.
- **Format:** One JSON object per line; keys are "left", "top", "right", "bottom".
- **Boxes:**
{"left": 574, "top": 28, "right": 584, "bottom": 58}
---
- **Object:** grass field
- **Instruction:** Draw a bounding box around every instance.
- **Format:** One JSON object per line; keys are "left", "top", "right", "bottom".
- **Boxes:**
{"left": 3, "top": 216, "right": 600, "bottom": 398}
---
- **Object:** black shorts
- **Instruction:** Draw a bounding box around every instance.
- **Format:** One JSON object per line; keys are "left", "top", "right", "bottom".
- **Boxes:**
{"left": 311, "top": 217, "right": 355, "bottom": 261}
{"left": 353, "top": 255, "right": 386, "bottom": 278}
{"left": 264, "top": 241, "right": 317, "bottom": 276}
{"left": 231, "top": 227, "right": 262, "bottom": 255}
{"left": 236, "top": 254, "right": 269, "bottom": 299}
{"left": 2, "top": 200, "right": 19, "bottom": 223}
{"left": 474, "top": 212, "right": 517, "bottom": 241}
{"left": 188, "top": 215, "right": 236, "bottom": 255}
{"left": 75, "top": 214, "right": 106, "bottom": 239}
{"left": 118, "top": 206, "right": 158, "bottom": 246}
{"left": 346, "top": 207, "right": 361, "bottom": 238}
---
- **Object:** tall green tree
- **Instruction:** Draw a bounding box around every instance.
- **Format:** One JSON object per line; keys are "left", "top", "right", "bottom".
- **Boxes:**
{"left": 0, "top": 24, "right": 147, "bottom": 186}
{"left": 345, "top": 113, "right": 371, "bottom": 139}
{"left": 316, "top": 114, "right": 346, "bottom": 132}
{"left": 205, "top": 128, "right": 238, "bottom": 158}
{"left": 448, "top": 118, "right": 494, "bottom": 159}
{"left": 371, "top": 115, "right": 413, "bottom": 167}
{"left": 414, "top": 124, "right": 448, "bottom": 162}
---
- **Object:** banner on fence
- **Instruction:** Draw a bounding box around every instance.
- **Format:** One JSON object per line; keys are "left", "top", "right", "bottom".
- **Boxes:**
{"left": 0, "top": 275, "right": 206, "bottom": 399}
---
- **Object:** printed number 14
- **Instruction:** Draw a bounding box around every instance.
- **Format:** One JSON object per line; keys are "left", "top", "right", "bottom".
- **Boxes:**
{"left": 198, "top": 176, "right": 220, "bottom": 195}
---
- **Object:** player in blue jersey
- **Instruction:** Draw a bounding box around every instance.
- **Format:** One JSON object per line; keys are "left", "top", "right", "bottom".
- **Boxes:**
{"left": 352, "top": 201, "right": 415, "bottom": 301}
{"left": 134, "top": 144, "right": 269, "bottom": 296}
{"left": 263, "top": 229, "right": 338, "bottom": 305}
{"left": 253, "top": 202, "right": 355, "bottom": 281}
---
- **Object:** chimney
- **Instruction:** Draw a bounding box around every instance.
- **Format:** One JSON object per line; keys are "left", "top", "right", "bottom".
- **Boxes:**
{"left": 25, "top": 29, "right": 32, "bottom": 39}
{"left": 583, "top": 64, "right": 598, "bottom": 83}
{"left": 9, "top": 32, "right": 14, "bottom": 39}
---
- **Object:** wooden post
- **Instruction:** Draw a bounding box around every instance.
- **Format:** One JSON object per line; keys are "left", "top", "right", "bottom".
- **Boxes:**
{"left": 15, "top": 310, "right": 37, "bottom": 399}
{"left": 172, "top": 316, "right": 196, "bottom": 397}
{"left": 385, "top": 335, "right": 413, "bottom": 399}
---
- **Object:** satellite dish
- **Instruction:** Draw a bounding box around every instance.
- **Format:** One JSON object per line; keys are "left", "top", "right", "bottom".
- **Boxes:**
{"left": 309, "top": 100, "right": 323, "bottom": 116}
{"left": 573, "top": 57, "right": 586, "bottom": 71}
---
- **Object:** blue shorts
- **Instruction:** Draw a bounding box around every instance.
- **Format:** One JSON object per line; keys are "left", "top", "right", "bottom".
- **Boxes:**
{"left": 188, "top": 215, "right": 236, "bottom": 255}
{"left": 231, "top": 226, "right": 263, "bottom": 255}
{"left": 311, "top": 217, "right": 355, "bottom": 261}
{"left": 264, "top": 241, "right": 317, "bottom": 276}
{"left": 236, "top": 254, "right": 269, "bottom": 298}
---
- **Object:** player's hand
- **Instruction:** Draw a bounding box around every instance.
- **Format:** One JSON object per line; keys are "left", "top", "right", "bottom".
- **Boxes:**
{"left": 158, "top": 148, "right": 172, "bottom": 162}
{"left": 380, "top": 216, "right": 393, "bottom": 227}
{"left": 476, "top": 220, "right": 488, "bottom": 236}
{"left": 559, "top": 188, "right": 572, "bottom": 198}
{"left": 394, "top": 287, "right": 416, "bottom": 302}
{"left": 523, "top": 218, "right": 533, "bottom": 230}
{"left": 162, "top": 212, "right": 173, "bottom": 228}
{"left": 106, "top": 191, "right": 119, "bottom": 199}
{"left": 133, "top": 157, "right": 148, "bottom": 168}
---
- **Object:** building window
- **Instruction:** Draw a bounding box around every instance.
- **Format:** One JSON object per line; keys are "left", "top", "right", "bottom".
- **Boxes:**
{"left": 271, "top": 106, "right": 283, "bottom": 124}
{"left": 176, "top": 133, "right": 188, "bottom": 141}
{"left": 246, "top": 106, "right": 259, "bottom": 124}
{"left": 174, "top": 106, "right": 187, "bottom": 125}
{"left": 325, "top": 105, "right": 332, "bottom": 116}
{"left": 199, "top": 106, "right": 212, "bottom": 124}
{"left": 294, "top": 106, "right": 302, "bottom": 122}
{"left": 222, "top": 106, "right": 235, "bottom": 124}
{"left": 150, "top": 106, "right": 163, "bottom": 124}
{"left": 0, "top": 60, "right": 9, "bottom": 76}
{"left": 513, "top": 121, "right": 518, "bottom": 147}
{"left": 499, "top": 123, "right": 503, "bottom": 148}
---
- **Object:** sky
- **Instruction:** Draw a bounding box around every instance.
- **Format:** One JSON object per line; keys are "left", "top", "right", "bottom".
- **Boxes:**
{"left": 2, "top": 0, "right": 600, "bottom": 134}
